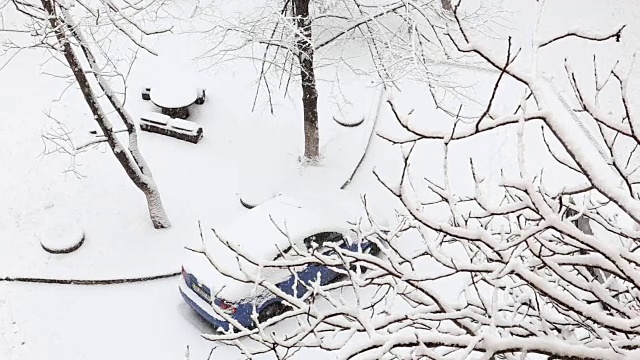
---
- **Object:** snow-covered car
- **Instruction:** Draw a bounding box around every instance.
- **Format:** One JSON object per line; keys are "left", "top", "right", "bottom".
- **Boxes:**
{"left": 179, "top": 190, "right": 379, "bottom": 331}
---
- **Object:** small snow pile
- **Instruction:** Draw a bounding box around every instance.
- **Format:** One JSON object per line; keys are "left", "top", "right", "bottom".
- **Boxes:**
{"left": 333, "top": 115, "right": 364, "bottom": 127}
{"left": 40, "top": 218, "right": 85, "bottom": 254}
{"left": 333, "top": 99, "right": 366, "bottom": 127}
{"left": 239, "top": 182, "right": 278, "bottom": 209}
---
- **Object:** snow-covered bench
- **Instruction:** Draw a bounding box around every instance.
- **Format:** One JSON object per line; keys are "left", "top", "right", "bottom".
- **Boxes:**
{"left": 139, "top": 112, "right": 204, "bottom": 144}
{"left": 141, "top": 112, "right": 170, "bottom": 126}
{"left": 170, "top": 118, "right": 199, "bottom": 132}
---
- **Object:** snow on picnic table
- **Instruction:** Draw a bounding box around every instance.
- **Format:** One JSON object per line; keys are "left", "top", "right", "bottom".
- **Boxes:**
{"left": 150, "top": 78, "right": 199, "bottom": 109}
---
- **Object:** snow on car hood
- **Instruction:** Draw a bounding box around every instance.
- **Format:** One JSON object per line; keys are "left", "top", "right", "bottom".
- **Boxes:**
{"left": 185, "top": 190, "right": 366, "bottom": 302}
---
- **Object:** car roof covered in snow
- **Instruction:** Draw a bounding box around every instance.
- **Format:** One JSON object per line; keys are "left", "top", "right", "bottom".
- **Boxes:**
{"left": 215, "top": 189, "right": 364, "bottom": 260}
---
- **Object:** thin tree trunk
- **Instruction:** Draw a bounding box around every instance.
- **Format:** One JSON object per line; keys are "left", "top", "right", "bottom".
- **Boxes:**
{"left": 63, "top": 11, "right": 152, "bottom": 176}
{"left": 292, "top": 0, "right": 319, "bottom": 161}
{"left": 41, "top": 0, "right": 171, "bottom": 229}
{"left": 565, "top": 201, "right": 606, "bottom": 284}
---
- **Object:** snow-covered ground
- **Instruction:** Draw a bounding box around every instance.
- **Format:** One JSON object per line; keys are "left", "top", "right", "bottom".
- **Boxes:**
{"left": 0, "top": 9, "right": 385, "bottom": 358}
{"left": 2, "top": 0, "right": 640, "bottom": 359}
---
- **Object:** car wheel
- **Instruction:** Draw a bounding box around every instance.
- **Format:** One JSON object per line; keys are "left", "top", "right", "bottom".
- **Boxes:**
{"left": 255, "top": 301, "right": 292, "bottom": 326}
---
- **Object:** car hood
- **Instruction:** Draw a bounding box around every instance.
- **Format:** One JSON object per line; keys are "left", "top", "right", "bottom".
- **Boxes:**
{"left": 182, "top": 244, "right": 285, "bottom": 303}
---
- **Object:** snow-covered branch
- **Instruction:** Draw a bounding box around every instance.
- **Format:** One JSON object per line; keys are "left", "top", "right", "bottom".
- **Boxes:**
{"left": 193, "top": 1, "right": 640, "bottom": 359}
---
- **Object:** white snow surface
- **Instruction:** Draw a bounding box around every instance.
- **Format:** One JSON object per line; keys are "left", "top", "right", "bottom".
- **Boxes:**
{"left": 237, "top": 83, "right": 382, "bottom": 206}
{"left": 39, "top": 218, "right": 84, "bottom": 253}
{"left": 170, "top": 118, "right": 199, "bottom": 132}
{"left": 141, "top": 111, "right": 170, "bottom": 125}
{"left": 151, "top": 84, "right": 198, "bottom": 109}
{"left": 0, "top": 8, "right": 386, "bottom": 356}
{"left": 0, "top": 286, "right": 29, "bottom": 360}
{"left": 2, "top": 0, "right": 640, "bottom": 359}
{"left": 148, "top": 57, "right": 200, "bottom": 108}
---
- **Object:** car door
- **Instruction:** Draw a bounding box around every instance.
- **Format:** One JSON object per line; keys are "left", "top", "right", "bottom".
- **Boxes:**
{"left": 301, "top": 232, "right": 347, "bottom": 285}
{"left": 275, "top": 232, "right": 347, "bottom": 298}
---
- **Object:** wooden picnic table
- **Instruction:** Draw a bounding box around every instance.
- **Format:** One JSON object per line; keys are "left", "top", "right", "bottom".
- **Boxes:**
{"left": 150, "top": 80, "right": 198, "bottom": 119}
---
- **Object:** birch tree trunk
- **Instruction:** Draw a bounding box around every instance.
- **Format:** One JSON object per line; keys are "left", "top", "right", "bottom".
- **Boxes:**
{"left": 292, "top": 0, "right": 320, "bottom": 161}
{"left": 41, "top": 0, "right": 171, "bottom": 229}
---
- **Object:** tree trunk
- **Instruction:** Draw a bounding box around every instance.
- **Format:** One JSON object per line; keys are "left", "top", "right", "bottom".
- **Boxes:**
{"left": 41, "top": 0, "right": 171, "bottom": 229}
{"left": 565, "top": 201, "right": 606, "bottom": 284}
{"left": 292, "top": 0, "right": 319, "bottom": 161}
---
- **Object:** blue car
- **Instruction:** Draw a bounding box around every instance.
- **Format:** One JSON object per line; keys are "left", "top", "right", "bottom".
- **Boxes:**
{"left": 179, "top": 191, "right": 379, "bottom": 332}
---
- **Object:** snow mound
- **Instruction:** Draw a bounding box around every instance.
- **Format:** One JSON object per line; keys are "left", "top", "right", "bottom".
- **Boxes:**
{"left": 333, "top": 99, "right": 367, "bottom": 127}
{"left": 239, "top": 185, "right": 278, "bottom": 209}
{"left": 333, "top": 115, "right": 365, "bottom": 127}
{"left": 40, "top": 219, "right": 85, "bottom": 254}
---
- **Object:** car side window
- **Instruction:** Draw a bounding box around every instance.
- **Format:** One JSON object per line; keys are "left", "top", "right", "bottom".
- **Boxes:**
{"left": 272, "top": 232, "right": 346, "bottom": 260}
{"left": 304, "top": 232, "right": 344, "bottom": 250}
